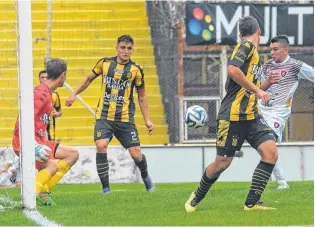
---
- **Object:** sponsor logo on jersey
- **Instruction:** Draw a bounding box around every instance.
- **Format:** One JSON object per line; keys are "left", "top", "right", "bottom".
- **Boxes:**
{"left": 104, "top": 92, "right": 125, "bottom": 106}
{"left": 251, "top": 64, "right": 262, "bottom": 79}
{"left": 40, "top": 113, "right": 50, "bottom": 125}
{"left": 104, "top": 76, "right": 131, "bottom": 90}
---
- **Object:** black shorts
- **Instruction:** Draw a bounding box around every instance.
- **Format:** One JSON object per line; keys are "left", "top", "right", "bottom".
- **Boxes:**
{"left": 94, "top": 119, "right": 140, "bottom": 149}
{"left": 216, "top": 117, "right": 277, "bottom": 157}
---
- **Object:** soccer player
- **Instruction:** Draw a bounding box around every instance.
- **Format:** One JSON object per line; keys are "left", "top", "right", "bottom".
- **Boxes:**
{"left": 0, "top": 154, "right": 20, "bottom": 188}
{"left": 65, "top": 35, "right": 155, "bottom": 194}
{"left": 185, "top": 16, "right": 279, "bottom": 212}
{"left": 39, "top": 70, "right": 63, "bottom": 141}
{"left": 235, "top": 35, "right": 314, "bottom": 189}
{"left": 12, "top": 58, "right": 79, "bottom": 206}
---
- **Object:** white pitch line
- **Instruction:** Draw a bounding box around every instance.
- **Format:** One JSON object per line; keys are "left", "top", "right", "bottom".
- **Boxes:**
{"left": 23, "top": 209, "right": 62, "bottom": 226}
{"left": 1, "top": 194, "right": 61, "bottom": 226}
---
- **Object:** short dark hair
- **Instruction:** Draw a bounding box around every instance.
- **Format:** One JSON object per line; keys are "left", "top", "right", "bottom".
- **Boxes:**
{"left": 117, "top": 35, "right": 134, "bottom": 44}
{"left": 46, "top": 58, "right": 67, "bottom": 80}
{"left": 38, "top": 70, "right": 47, "bottom": 78}
{"left": 270, "top": 35, "right": 289, "bottom": 47}
{"left": 239, "top": 16, "right": 260, "bottom": 37}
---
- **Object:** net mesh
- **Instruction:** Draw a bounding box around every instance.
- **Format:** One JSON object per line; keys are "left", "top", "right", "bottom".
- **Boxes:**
{"left": 0, "top": 2, "right": 18, "bottom": 149}
{"left": 0, "top": 0, "right": 50, "bottom": 210}
{"left": 0, "top": 1, "right": 19, "bottom": 208}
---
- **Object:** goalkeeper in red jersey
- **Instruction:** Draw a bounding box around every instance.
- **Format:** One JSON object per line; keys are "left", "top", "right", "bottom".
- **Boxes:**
{"left": 12, "top": 58, "right": 79, "bottom": 206}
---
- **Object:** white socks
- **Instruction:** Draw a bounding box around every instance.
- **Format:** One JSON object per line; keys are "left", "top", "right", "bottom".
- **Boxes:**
{"left": 272, "top": 154, "right": 286, "bottom": 182}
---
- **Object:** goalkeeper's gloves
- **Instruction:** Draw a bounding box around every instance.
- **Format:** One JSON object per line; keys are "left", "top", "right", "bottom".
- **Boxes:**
{"left": 35, "top": 143, "right": 51, "bottom": 162}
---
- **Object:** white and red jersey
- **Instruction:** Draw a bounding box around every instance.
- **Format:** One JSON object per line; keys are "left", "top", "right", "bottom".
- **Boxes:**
{"left": 13, "top": 83, "right": 53, "bottom": 143}
{"left": 259, "top": 56, "right": 313, "bottom": 120}
{"left": 259, "top": 56, "right": 314, "bottom": 141}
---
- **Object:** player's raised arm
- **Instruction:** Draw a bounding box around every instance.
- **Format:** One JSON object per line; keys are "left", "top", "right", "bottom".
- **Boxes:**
{"left": 65, "top": 71, "right": 98, "bottom": 107}
{"left": 65, "top": 58, "right": 103, "bottom": 107}
{"left": 298, "top": 62, "right": 314, "bottom": 83}
{"left": 227, "top": 42, "right": 270, "bottom": 105}
{"left": 227, "top": 65, "right": 261, "bottom": 94}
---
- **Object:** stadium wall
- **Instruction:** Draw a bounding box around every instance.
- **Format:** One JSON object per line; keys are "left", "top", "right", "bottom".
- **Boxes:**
{"left": 143, "top": 144, "right": 313, "bottom": 183}
{"left": 1, "top": 144, "right": 313, "bottom": 184}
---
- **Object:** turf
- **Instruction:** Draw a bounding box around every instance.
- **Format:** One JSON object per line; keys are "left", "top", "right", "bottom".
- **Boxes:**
{"left": 0, "top": 181, "right": 313, "bottom": 226}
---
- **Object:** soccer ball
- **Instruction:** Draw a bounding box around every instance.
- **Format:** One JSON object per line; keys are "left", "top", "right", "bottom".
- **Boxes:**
{"left": 184, "top": 105, "right": 208, "bottom": 128}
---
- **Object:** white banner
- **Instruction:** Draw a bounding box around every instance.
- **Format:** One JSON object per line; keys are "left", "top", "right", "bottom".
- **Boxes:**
{"left": 0, "top": 146, "right": 140, "bottom": 185}
{"left": 1, "top": 144, "right": 313, "bottom": 184}
{"left": 59, "top": 146, "right": 140, "bottom": 184}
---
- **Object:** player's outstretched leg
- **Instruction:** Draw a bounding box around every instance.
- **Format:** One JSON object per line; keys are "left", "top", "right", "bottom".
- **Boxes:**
{"left": 185, "top": 169, "right": 219, "bottom": 213}
{"left": 185, "top": 155, "right": 232, "bottom": 213}
{"left": 272, "top": 154, "right": 289, "bottom": 189}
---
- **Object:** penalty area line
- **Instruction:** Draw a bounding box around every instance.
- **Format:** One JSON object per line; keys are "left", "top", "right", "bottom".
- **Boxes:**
{"left": 23, "top": 209, "right": 62, "bottom": 226}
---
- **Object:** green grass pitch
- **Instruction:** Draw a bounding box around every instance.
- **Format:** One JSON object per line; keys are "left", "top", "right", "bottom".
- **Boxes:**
{"left": 0, "top": 181, "right": 313, "bottom": 226}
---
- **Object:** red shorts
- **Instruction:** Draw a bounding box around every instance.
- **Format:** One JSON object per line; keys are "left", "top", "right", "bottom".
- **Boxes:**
{"left": 12, "top": 135, "right": 58, "bottom": 170}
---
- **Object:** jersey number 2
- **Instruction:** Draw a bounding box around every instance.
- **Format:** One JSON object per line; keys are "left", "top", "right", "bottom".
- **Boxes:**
{"left": 131, "top": 132, "right": 138, "bottom": 141}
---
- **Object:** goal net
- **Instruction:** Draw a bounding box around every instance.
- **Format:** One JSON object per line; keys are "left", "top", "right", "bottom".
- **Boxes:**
{"left": 0, "top": 1, "right": 20, "bottom": 210}
{"left": 0, "top": 0, "right": 36, "bottom": 211}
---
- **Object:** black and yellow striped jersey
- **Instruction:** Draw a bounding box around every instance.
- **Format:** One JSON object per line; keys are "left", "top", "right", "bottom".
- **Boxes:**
{"left": 47, "top": 91, "right": 61, "bottom": 140}
{"left": 52, "top": 92, "right": 61, "bottom": 111}
{"left": 217, "top": 39, "right": 262, "bottom": 121}
{"left": 92, "top": 57, "right": 145, "bottom": 123}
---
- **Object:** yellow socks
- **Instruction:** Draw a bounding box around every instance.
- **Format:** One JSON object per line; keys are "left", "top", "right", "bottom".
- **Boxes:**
{"left": 43, "top": 160, "right": 71, "bottom": 192}
{"left": 36, "top": 169, "right": 51, "bottom": 193}
{"left": 42, "top": 184, "right": 50, "bottom": 192}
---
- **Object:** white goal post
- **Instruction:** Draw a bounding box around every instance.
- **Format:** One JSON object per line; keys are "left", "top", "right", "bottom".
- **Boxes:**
{"left": 17, "top": 0, "right": 36, "bottom": 210}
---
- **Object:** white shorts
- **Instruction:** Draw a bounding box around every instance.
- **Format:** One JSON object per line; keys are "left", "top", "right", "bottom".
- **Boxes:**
{"left": 260, "top": 105, "right": 291, "bottom": 143}
{"left": 263, "top": 116, "right": 285, "bottom": 142}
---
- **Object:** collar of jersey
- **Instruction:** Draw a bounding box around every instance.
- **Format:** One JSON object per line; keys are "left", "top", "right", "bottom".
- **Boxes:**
{"left": 114, "top": 56, "right": 130, "bottom": 65}
{"left": 272, "top": 55, "right": 290, "bottom": 65}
